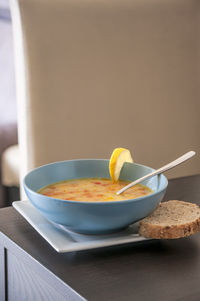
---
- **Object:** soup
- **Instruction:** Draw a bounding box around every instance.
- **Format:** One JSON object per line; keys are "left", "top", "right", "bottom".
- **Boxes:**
{"left": 38, "top": 178, "right": 153, "bottom": 202}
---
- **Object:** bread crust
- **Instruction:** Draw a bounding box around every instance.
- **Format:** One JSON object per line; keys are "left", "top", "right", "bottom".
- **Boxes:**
{"left": 139, "top": 200, "right": 200, "bottom": 239}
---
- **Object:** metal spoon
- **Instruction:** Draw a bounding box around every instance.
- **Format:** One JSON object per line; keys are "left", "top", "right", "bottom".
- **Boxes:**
{"left": 116, "top": 151, "right": 196, "bottom": 195}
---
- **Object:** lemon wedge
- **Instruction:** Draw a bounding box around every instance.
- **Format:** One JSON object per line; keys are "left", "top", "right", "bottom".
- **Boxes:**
{"left": 109, "top": 148, "right": 133, "bottom": 182}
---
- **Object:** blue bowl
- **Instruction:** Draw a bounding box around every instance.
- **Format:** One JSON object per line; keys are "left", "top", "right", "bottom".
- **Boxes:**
{"left": 23, "top": 159, "right": 168, "bottom": 234}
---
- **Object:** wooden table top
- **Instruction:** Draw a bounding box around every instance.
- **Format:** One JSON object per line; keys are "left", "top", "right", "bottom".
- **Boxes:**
{"left": 1, "top": 174, "right": 200, "bottom": 301}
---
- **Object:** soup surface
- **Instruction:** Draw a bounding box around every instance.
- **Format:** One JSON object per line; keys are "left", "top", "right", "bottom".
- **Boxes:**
{"left": 38, "top": 178, "right": 153, "bottom": 202}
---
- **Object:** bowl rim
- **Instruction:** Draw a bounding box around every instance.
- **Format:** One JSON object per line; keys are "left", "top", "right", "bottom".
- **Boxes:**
{"left": 23, "top": 159, "right": 168, "bottom": 205}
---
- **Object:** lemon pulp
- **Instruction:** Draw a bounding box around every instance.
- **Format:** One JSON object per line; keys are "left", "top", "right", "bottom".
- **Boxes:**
{"left": 109, "top": 148, "right": 133, "bottom": 182}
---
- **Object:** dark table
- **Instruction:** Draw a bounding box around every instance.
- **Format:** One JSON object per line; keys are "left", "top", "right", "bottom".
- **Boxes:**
{"left": 1, "top": 175, "right": 200, "bottom": 301}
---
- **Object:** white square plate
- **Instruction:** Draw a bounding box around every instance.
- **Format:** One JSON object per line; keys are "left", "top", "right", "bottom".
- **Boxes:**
{"left": 13, "top": 200, "right": 150, "bottom": 253}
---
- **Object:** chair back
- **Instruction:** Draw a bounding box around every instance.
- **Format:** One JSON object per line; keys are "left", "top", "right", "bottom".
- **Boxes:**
{"left": 10, "top": 0, "right": 200, "bottom": 197}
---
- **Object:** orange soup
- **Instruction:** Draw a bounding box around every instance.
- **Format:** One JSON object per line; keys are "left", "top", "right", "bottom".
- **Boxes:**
{"left": 38, "top": 178, "right": 153, "bottom": 202}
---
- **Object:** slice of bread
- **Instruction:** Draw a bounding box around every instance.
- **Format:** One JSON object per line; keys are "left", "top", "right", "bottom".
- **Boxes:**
{"left": 139, "top": 200, "right": 200, "bottom": 239}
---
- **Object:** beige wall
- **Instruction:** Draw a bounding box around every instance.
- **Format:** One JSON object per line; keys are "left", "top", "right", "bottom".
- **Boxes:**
{"left": 11, "top": 0, "right": 200, "bottom": 185}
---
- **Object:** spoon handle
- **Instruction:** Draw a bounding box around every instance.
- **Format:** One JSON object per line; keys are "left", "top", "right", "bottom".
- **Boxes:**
{"left": 116, "top": 151, "right": 196, "bottom": 195}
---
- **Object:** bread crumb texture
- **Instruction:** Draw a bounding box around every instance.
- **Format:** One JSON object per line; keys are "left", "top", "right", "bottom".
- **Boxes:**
{"left": 139, "top": 200, "right": 200, "bottom": 239}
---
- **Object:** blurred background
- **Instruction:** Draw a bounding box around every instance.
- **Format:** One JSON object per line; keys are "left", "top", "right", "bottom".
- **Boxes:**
{"left": 0, "top": 0, "right": 18, "bottom": 207}
{"left": 0, "top": 0, "right": 200, "bottom": 207}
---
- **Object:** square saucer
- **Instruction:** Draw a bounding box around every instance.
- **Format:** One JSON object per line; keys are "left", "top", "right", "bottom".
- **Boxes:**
{"left": 13, "top": 200, "right": 150, "bottom": 253}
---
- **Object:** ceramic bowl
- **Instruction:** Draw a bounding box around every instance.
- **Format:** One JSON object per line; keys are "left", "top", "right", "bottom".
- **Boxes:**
{"left": 23, "top": 159, "right": 168, "bottom": 234}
